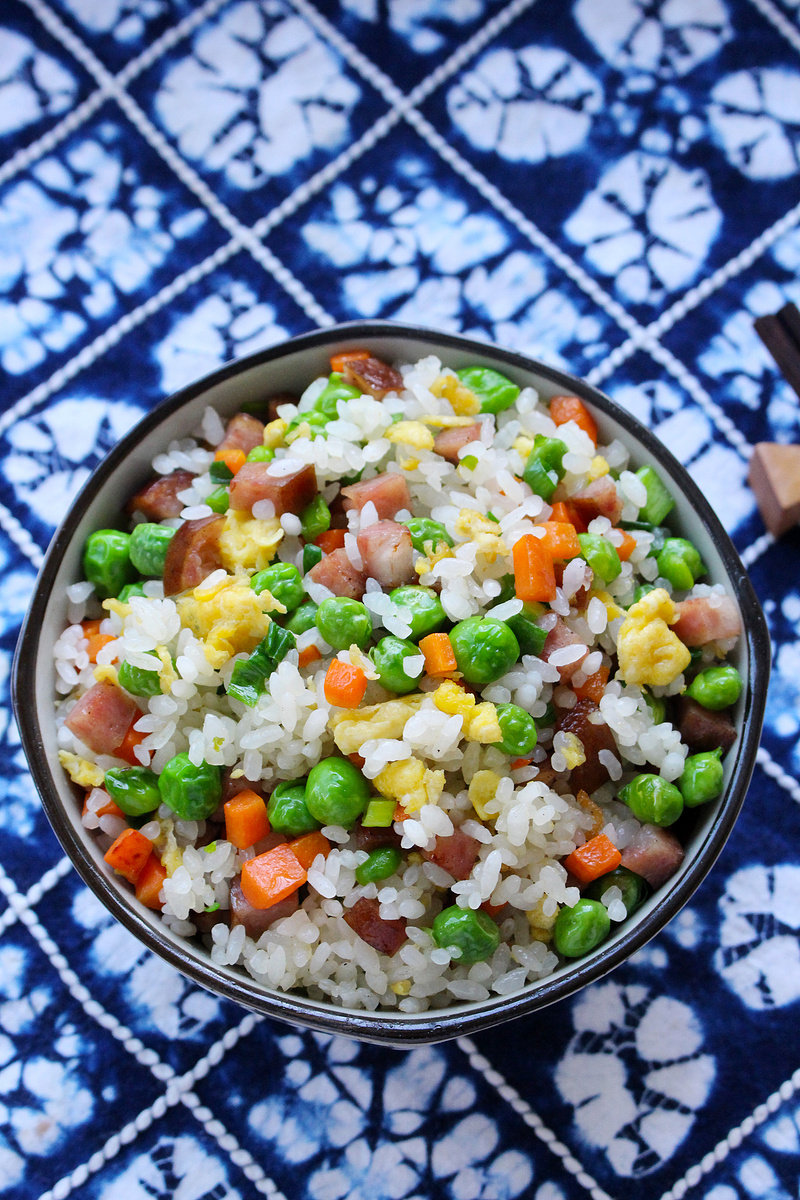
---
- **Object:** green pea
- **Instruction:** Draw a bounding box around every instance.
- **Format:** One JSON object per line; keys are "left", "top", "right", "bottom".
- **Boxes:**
{"left": 302, "top": 543, "right": 323, "bottom": 573}
{"left": 158, "top": 753, "right": 222, "bottom": 821}
{"left": 432, "top": 905, "right": 501, "bottom": 964}
{"left": 118, "top": 581, "right": 147, "bottom": 602}
{"left": 388, "top": 585, "right": 447, "bottom": 640}
{"left": 522, "top": 436, "right": 568, "bottom": 502}
{"left": 103, "top": 766, "right": 161, "bottom": 816}
{"left": 83, "top": 529, "right": 136, "bottom": 600}
{"left": 287, "top": 410, "right": 331, "bottom": 439}
{"left": 494, "top": 703, "right": 537, "bottom": 756}
{"left": 305, "top": 757, "right": 370, "bottom": 827}
{"left": 686, "top": 665, "right": 742, "bottom": 710}
{"left": 300, "top": 494, "right": 331, "bottom": 542}
{"left": 585, "top": 866, "right": 648, "bottom": 917}
{"left": 679, "top": 748, "right": 724, "bottom": 807}
{"left": 631, "top": 583, "right": 656, "bottom": 605}
{"left": 118, "top": 655, "right": 162, "bottom": 698}
{"left": 554, "top": 898, "right": 611, "bottom": 958}
{"left": 361, "top": 798, "right": 397, "bottom": 827}
{"left": 355, "top": 847, "right": 403, "bottom": 885}
{"left": 506, "top": 604, "right": 548, "bottom": 657}
{"left": 315, "top": 597, "right": 372, "bottom": 650}
{"left": 618, "top": 772, "right": 684, "bottom": 827}
{"left": 251, "top": 562, "right": 305, "bottom": 612}
{"left": 205, "top": 485, "right": 230, "bottom": 514}
{"left": 267, "top": 780, "right": 319, "bottom": 836}
{"left": 456, "top": 366, "right": 520, "bottom": 414}
{"left": 371, "top": 636, "right": 422, "bottom": 694}
{"left": 313, "top": 373, "right": 363, "bottom": 418}
{"left": 656, "top": 537, "right": 706, "bottom": 591}
{"left": 246, "top": 445, "right": 275, "bottom": 462}
{"left": 129, "top": 522, "right": 176, "bottom": 577}
{"left": 643, "top": 690, "right": 667, "bottom": 725}
{"left": 449, "top": 617, "right": 520, "bottom": 685}
{"left": 636, "top": 465, "right": 675, "bottom": 525}
{"left": 404, "top": 516, "right": 453, "bottom": 554}
{"left": 578, "top": 532, "right": 622, "bottom": 584}
{"left": 286, "top": 600, "right": 318, "bottom": 636}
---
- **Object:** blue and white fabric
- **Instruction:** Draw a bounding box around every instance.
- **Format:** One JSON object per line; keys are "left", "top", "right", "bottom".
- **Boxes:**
{"left": 1, "top": 1, "right": 800, "bottom": 1197}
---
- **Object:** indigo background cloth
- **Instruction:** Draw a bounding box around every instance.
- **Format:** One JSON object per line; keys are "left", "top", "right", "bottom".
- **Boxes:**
{"left": 2, "top": 1, "right": 800, "bottom": 1198}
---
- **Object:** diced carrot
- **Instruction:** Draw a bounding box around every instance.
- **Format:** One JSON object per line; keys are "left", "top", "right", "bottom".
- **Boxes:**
{"left": 614, "top": 529, "right": 637, "bottom": 562}
{"left": 116, "top": 717, "right": 147, "bottom": 766}
{"left": 324, "top": 659, "right": 368, "bottom": 708}
{"left": 81, "top": 619, "right": 102, "bottom": 640}
{"left": 104, "top": 827, "right": 153, "bottom": 884}
{"left": 537, "top": 521, "right": 581, "bottom": 560}
{"left": 297, "top": 644, "right": 322, "bottom": 669}
{"left": 510, "top": 757, "right": 532, "bottom": 771}
{"left": 572, "top": 663, "right": 610, "bottom": 704}
{"left": 241, "top": 843, "right": 307, "bottom": 909}
{"left": 82, "top": 791, "right": 125, "bottom": 822}
{"left": 481, "top": 899, "right": 507, "bottom": 918}
{"left": 315, "top": 528, "right": 347, "bottom": 554}
{"left": 563, "top": 832, "right": 622, "bottom": 885}
{"left": 550, "top": 394, "right": 598, "bottom": 445}
{"left": 214, "top": 446, "right": 247, "bottom": 475}
{"left": 288, "top": 830, "right": 331, "bottom": 870}
{"left": 393, "top": 802, "right": 408, "bottom": 822}
{"left": 549, "top": 501, "right": 571, "bottom": 524}
{"left": 224, "top": 789, "right": 272, "bottom": 850}
{"left": 134, "top": 853, "right": 167, "bottom": 910}
{"left": 562, "top": 501, "right": 588, "bottom": 534}
{"left": 349, "top": 752, "right": 365, "bottom": 768}
{"left": 419, "top": 632, "right": 457, "bottom": 677}
{"left": 330, "top": 349, "right": 371, "bottom": 374}
{"left": 513, "top": 533, "right": 556, "bottom": 603}
{"left": 87, "top": 633, "right": 116, "bottom": 663}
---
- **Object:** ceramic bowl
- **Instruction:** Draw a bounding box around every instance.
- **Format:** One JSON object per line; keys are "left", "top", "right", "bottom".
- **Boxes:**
{"left": 13, "top": 321, "right": 769, "bottom": 1046}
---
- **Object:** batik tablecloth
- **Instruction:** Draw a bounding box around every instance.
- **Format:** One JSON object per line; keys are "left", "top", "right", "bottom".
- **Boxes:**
{"left": 2, "top": 2, "right": 800, "bottom": 1198}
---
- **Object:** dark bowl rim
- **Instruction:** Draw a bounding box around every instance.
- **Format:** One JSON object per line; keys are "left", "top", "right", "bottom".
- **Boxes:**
{"left": 13, "top": 319, "right": 770, "bottom": 1046}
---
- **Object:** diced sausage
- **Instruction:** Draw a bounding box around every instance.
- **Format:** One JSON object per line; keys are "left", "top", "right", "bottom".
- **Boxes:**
{"left": 229, "top": 877, "right": 299, "bottom": 938}
{"left": 221, "top": 770, "right": 267, "bottom": 802}
{"left": 620, "top": 824, "right": 684, "bottom": 889}
{"left": 675, "top": 697, "right": 737, "bottom": 755}
{"left": 421, "top": 827, "right": 481, "bottom": 880}
{"left": 307, "top": 548, "right": 367, "bottom": 599}
{"left": 265, "top": 393, "right": 299, "bottom": 422}
{"left": 341, "top": 472, "right": 411, "bottom": 520}
{"left": 217, "top": 413, "right": 265, "bottom": 455}
{"left": 342, "top": 356, "right": 404, "bottom": 398}
{"left": 433, "top": 423, "right": 483, "bottom": 464}
{"left": 163, "top": 514, "right": 225, "bottom": 596}
{"left": 672, "top": 595, "right": 742, "bottom": 646}
{"left": 126, "top": 469, "right": 195, "bottom": 521}
{"left": 344, "top": 897, "right": 407, "bottom": 956}
{"left": 570, "top": 477, "right": 624, "bottom": 525}
{"left": 357, "top": 521, "right": 415, "bottom": 588}
{"left": 66, "top": 682, "right": 141, "bottom": 757}
{"left": 354, "top": 822, "right": 402, "bottom": 852}
{"left": 543, "top": 617, "right": 589, "bottom": 681}
{"left": 229, "top": 460, "right": 317, "bottom": 517}
{"left": 557, "top": 699, "right": 618, "bottom": 794}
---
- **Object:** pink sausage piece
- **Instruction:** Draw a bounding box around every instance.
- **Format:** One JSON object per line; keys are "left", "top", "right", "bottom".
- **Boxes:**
{"left": 620, "top": 824, "right": 684, "bottom": 889}
{"left": 66, "top": 681, "right": 141, "bottom": 757}
{"left": 356, "top": 521, "right": 415, "bottom": 588}
{"left": 421, "top": 827, "right": 481, "bottom": 880}
{"left": 229, "top": 461, "right": 318, "bottom": 517}
{"left": 127, "top": 469, "right": 195, "bottom": 521}
{"left": 307, "top": 548, "right": 367, "bottom": 600}
{"left": 432, "top": 423, "right": 483, "bottom": 464}
{"left": 543, "top": 617, "right": 589, "bottom": 681}
{"left": 163, "top": 515, "right": 225, "bottom": 596}
{"left": 341, "top": 472, "right": 411, "bottom": 520}
{"left": 570, "top": 476, "right": 624, "bottom": 525}
{"left": 217, "top": 413, "right": 265, "bottom": 455}
{"left": 344, "top": 897, "right": 407, "bottom": 956}
{"left": 671, "top": 595, "right": 742, "bottom": 646}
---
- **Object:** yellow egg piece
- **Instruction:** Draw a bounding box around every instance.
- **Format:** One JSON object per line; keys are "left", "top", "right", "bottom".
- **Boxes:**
{"left": 219, "top": 511, "right": 283, "bottom": 574}
{"left": 617, "top": 587, "right": 691, "bottom": 687}
{"left": 430, "top": 373, "right": 480, "bottom": 416}
{"left": 177, "top": 577, "right": 275, "bottom": 668}
{"left": 58, "top": 751, "right": 105, "bottom": 790}
{"left": 330, "top": 695, "right": 424, "bottom": 754}
{"left": 385, "top": 421, "right": 435, "bottom": 450}
{"left": 468, "top": 770, "right": 501, "bottom": 821}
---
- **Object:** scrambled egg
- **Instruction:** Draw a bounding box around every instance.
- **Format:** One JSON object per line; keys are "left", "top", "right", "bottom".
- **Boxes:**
{"left": 58, "top": 751, "right": 104, "bottom": 789}
{"left": 559, "top": 732, "right": 586, "bottom": 770}
{"left": 154, "top": 818, "right": 182, "bottom": 876}
{"left": 526, "top": 898, "right": 558, "bottom": 944}
{"left": 453, "top": 508, "right": 506, "bottom": 565}
{"left": 262, "top": 418, "right": 288, "bottom": 447}
{"left": 177, "top": 575, "right": 276, "bottom": 668}
{"left": 468, "top": 769, "right": 501, "bottom": 821}
{"left": 513, "top": 435, "right": 534, "bottom": 459}
{"left": 433, "top": 680, "right": 502, "bottom": 743}
{"left": 588, "top": 455, "right": 610, "bottom": 480}
{"left": 617, "top": 587, "right": 691, "bottom": 687}
{"left": 430, "top": 372, "right": 480, "bottom": 416}
{"left": 385, "top": 420, "right": 435, "bottom": 451}
{"left": 373, "top": 757, "right": 445, "bottom": 814}
{"left": 330, "top": 695, "right": 424, "bottom": 754}
{"left": 591, "top": 588, "right": 626, "bottom": 624}
{"left": 420, "top": 414, "right": 479, "bottom": 428}
{"left": 414, "top": 542, "right": 454, "bottom": 577}
{"left": 92, "top": 664, "right": 119, "bottom": 686}
{"left": 219, "top": 510, "right": 283, "bottom": 573}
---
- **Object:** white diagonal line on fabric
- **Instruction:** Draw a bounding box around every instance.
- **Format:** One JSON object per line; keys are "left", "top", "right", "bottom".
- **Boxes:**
{"left": 456, "top": 1036, "right": 615, "bottom": 1200}
{"left": 740, "top": 531, "right": 774, "bottom": 567}
{"left": 756, "top": 746, "right": 800, "bottom": 805}
{"left": 21, "top": 0, "right": 335, "bottom": 328}
{"left": 0, "top": 500, "right": 45, "bottom": 568}
{"left": 659, "top": 1064, "right": 800, "bottom": 1200}
{"left": 746, "top": 0, "right": 800, "bottom": 56}
{"left": 178, "top": 1088, "right": 290, "bottom": 1198}
{"left": 0, "top": 854, "right": 71, "bottom": 938}
{"left": 113, "top": 0, "right": 232, "bottom": 86}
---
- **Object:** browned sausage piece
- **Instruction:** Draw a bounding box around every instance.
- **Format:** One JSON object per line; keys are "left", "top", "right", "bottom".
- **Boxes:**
{"left": 66, "top": 681, "right": 141, "bottom": 757}
{"left": 342, "top": 356, "right": 404, "bottom": 398}
{"left": 675, "top": 697, "right": 737, "bottom": 755}
{"left": 127, "top": 469, "right": 195, "bottom": 520}
{"left": 557, "top": 699, "right": 618, "bottom": 794}
{"left": 163, "top": 515, "right": 226, "bottom": 596}
{"left": 341, "top": 472, "right": 411, "bottom": 520}
{"left": 344, "top": 897, "right": 407, "bottom": 956}
{"left": 306, "top": 548, "right": 367, "bottom": 599}
{"left": 432, "top": 423, "right": 483, "bottom": 464}
{"left": 671, "top": 596, "right": 742, "bottom": 646}
{"left": 421, "top": 827, "right": 481, "bottom": 880}
{"left": 620, "top": 824, "right": 684, "bottom": 888}
{"left": 357, "top": 521, "right": 415, "bottom": 588}
{"left": 217, "top": 413, "right": 265, "bottom": 455}
{"left": 570, "top": 476, "right": 624, "bottom": 525}
{"left": 543, "top": 617, "right": 589, "bottom": 681}
{"left": 229, "top": 460, "right": 317, "bottom": 517}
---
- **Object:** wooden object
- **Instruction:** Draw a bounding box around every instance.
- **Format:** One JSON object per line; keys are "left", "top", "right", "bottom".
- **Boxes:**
{"left": 748, "top": 442, "right": 800, "bottom": 537}
{"left": 754, "top": 302, "right": 800, "bottom": 400}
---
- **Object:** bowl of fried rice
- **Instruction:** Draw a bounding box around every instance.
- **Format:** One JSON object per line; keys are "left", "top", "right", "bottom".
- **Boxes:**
{"left": 13, "top": 322, "right": 769, "bottom": 1045}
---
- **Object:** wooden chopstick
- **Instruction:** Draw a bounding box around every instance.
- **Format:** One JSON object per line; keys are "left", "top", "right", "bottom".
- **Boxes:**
{"left": 754, "top": 302, "right": 800, "bottom": 400}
